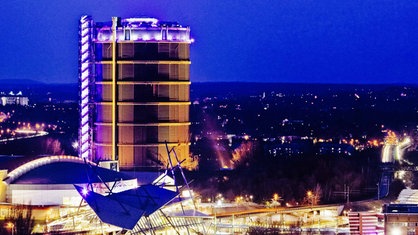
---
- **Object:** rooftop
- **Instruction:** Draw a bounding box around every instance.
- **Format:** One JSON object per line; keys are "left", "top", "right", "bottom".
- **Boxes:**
{"left": 4, "top": 155, "right": 134, "bottom": 185}
{"left": 81, "top": 16, "right": 192, "bottom": 43}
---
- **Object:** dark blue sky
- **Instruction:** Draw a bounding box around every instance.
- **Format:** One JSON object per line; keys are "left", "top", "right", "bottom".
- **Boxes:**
{"left": 0, "top": 0, "right": 417, "bottom": 84}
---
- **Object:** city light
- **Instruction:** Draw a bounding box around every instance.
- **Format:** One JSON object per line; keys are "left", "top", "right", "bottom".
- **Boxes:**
{"left": 389, "top": 227, "right": 402, "bottom": 235}
{"left": 7, "top": 222, "right": 14, "bottom": 235}
{"left": 72, "top": 141, "right": 79, "bottom": 150}
{"left": 82, "top": 187, "right": 88, "bottom": 196}
{"left": 273, "top": 193, "right": 279, "bottom": 201}
{"left": 381, "top": 130, "right": 412, "bottom": 163}
{"left": 1, "top": 7, "right": 417, "bottom": 234}
{"left": 181, "top": 190, "right": 193, "bottom": 198}
{"left": 0, "top": 122, "right": 48, "bottom": 143}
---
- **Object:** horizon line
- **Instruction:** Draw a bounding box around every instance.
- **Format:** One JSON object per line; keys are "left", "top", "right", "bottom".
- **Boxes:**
{"left": 1, "top": 79, "right": 417, "bottom": 86}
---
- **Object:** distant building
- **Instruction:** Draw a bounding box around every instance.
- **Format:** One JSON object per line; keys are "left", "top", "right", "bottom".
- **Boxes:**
{"left": 79, "top": 16, "right": 192, "bottom": 171}
{"left": 265, "top": 140, "right": 313, "bottom": 157}
{"left": 348, "top": 212, "right": 384, "bottom": 234}
{"left": 0, "top": 91, "right": 29, "bottom": 106}
{"left": 318, "top": 142, "right": 355, "bottom": 156}
{"left": 383, "top": 204, "right": 418, "bottom": 235}
{"left": 379, "top": 189, "right": 418, "bottom": 235}
{"left": 1, "top": 156, "right": 137, "bottom": 206}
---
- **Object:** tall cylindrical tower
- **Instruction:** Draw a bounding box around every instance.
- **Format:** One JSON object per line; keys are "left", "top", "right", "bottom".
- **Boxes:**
{"left": 79, "top": 16, "right": 192, "bottom": 171}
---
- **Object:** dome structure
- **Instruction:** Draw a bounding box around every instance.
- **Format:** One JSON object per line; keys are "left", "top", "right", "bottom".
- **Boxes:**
{"left": 2, "top": 155, "right": 137, "bottom": 206}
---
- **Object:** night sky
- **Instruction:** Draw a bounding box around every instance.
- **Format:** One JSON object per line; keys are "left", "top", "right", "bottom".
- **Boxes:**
{"left": 0, "top": 0, "right": 417, "bottom": 84}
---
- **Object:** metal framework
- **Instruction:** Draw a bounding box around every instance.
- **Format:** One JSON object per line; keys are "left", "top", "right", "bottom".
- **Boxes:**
{"left": 47, "top": 144, "right": 210, "bottom": 234}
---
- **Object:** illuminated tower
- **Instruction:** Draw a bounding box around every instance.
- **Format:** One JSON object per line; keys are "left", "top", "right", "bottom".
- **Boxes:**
{"left": 79, "top": 16, "right": 191, "bottom": 171}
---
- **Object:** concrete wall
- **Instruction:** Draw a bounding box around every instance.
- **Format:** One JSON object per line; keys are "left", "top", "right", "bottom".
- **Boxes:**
{"left": 8, "top": 184, "right": 80, "bottom": 206}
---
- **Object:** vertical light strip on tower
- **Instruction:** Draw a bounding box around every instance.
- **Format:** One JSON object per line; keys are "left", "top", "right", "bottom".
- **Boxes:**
{"left": 111, "top": 17, "right": 118, "bottom": 161}
{"left": 79, "top": 15, "right": 93, "bottom": 159}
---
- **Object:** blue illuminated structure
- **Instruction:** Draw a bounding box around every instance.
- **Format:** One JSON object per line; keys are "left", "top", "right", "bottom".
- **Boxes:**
{"left": 74, "top": 184, "right": 178, "bottom": 229}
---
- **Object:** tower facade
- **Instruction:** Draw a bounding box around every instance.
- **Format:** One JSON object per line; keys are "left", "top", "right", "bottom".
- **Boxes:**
{"left": 79, "top": 16, "right": 191, "bottom": 171}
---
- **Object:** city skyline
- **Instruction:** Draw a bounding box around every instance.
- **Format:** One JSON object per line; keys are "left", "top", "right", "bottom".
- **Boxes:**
{"left": 0, "top": 0, "right": 417, "bottom": 84}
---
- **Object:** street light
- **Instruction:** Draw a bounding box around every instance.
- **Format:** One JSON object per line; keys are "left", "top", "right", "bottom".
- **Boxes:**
{"left": 273, "top": 193, "right": 279, "bottom": 201}
{"left": 272, "top": 193, "right": 281, "bottom": 208}
{"left": 390, "top": 226, "right": 402, "bottom": 235}
{"left": 7, "top": 222, "right": 14, "bottom": 235}
{"left": 307, "top": 190, "right": 314, "bottom": 207}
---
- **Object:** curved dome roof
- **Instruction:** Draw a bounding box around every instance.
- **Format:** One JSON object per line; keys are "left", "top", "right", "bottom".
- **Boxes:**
{"left": 5, "top": 155, "right": 134, "bottom": 184}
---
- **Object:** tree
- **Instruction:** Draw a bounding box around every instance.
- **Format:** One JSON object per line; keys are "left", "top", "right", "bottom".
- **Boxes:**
{"left": 6, "top": 205, "right": 35, "bottom": 235}
{"left": 303, "top": 184, "right": 322, "bottom": 206}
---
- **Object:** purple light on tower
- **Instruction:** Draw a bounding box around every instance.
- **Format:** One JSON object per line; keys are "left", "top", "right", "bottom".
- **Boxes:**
{"left": 79, "top": 15, "right": 93, "bottom": 160}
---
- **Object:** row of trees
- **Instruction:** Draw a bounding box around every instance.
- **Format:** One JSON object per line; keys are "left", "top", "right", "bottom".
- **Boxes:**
{"left": 192, "top": 140, "right": 382, "bottom": 205}
{"left": 0, "top": 205, "right": 34, "bottom": 235}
